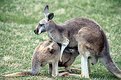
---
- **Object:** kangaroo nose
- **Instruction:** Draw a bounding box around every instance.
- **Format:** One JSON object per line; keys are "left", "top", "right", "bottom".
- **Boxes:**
{"left": 34, "top": 29, "right": 38, "bottom": 34}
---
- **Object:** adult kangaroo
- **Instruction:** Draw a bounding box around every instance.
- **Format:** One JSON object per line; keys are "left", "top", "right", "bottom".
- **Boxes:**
{"left": 34, "top": 5, "right": 121, "bottom": 78}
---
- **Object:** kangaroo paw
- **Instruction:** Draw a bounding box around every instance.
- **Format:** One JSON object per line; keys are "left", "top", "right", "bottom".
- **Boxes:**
{"left": 80, "top": 73, "right": 90, "bottom": 78}
{"left": 58, "top": 72, "right": 70, "bottom": 77}
{"left": 59, "top": 58, "right": 62, "bottom": 62}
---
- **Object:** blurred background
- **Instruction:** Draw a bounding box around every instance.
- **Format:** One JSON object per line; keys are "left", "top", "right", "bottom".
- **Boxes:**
{"left": 0, "top": 0, "right": 121, "bottom": 80}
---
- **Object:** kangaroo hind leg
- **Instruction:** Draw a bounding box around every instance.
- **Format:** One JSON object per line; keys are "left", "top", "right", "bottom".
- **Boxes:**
{"left": 78, "top": 43, "right": 90, "bottom": 78}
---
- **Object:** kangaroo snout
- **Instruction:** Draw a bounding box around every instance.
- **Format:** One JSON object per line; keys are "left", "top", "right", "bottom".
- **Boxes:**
{"left": 34, "top": 29, "right": 39, "bottom": 35}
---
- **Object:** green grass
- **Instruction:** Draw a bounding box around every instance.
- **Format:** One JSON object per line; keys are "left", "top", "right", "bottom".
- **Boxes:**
{"left": 0, "top": 0, "right": 121, "bottom": 80}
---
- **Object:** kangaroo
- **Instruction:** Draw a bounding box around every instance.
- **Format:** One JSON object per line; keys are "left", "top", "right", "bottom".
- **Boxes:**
{"left": 34, "top": 5, "right": 121, "bottom": 78}
{"left": 3, "top": 40, "right": 79, "bottom": 77}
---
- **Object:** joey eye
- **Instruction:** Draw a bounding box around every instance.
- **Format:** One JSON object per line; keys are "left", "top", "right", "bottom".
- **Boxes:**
{"left": 39, "top": 24, "right": 44, "bottom": 26}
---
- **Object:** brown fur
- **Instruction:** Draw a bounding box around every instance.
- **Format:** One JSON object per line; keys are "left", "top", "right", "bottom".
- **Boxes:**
{"left": 3, "top": 40, "right": 79, "bottom": 77}
{"left": 46, "top": 18, "right": 100, "bottom": 47}
{"left": 75, "top": 26, "right": 121, "bottom": 78}
{"left": 35, "top": 15, "right": 121, "bottom": 78}
{"left": 76, "top": 27, "right": 104, "bottom": 56}
{"left": 24, "top": 5, "right": 121, "bottom": 78}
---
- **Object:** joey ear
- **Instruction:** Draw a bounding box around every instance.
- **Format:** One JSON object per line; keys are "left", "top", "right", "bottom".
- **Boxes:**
{"left": 48, "top": 13, "right": 54, "bottom": 21}
{"left": 44, "top": 5, "right": 49, "bottom": 16}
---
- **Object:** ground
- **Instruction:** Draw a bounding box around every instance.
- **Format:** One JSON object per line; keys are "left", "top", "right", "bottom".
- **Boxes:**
{"left": 0, "top": 0, "right": 121, "bottom": 80}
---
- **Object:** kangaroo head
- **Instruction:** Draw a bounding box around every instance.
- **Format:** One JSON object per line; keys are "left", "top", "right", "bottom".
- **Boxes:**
{"left": 34, "top": 5, "right": 54, "bottom": 35}
{"left": 37, "top": 41, "right": 60, "bottom": 64}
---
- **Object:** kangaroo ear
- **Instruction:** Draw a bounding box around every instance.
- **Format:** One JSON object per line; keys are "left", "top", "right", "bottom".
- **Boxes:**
{"left": 48, "top": 13, "right": 54, "bottom": 21}
{"left": 44, "top": 5, "right": 49, "bottom": 16}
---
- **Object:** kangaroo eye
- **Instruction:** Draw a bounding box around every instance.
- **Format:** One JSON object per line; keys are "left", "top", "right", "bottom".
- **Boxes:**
{"left": 39, "top": 24, "right": 44, "bottom": 26}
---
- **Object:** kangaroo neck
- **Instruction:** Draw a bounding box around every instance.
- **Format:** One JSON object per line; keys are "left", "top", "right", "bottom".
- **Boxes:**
{"left": 47, "top": 21, "right": 64, "bottom": 33}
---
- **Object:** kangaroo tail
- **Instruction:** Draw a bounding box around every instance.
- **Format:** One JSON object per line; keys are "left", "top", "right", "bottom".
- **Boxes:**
{"left": 100, "top": 30, "right": 121, "bottom": 78}
{"left": 2, "top": 71, "right": 34, "bottom": 77}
